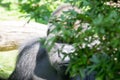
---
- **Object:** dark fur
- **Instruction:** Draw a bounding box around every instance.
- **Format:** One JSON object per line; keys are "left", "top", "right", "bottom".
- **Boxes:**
{"left": 8, "top": 38, "right": 96, "bottom": 80}
{"left": 8, "top": 38, "right": 69, "bottom": 80}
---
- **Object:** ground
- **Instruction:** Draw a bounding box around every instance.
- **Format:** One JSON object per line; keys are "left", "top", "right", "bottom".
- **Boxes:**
{"left": 0, "top": 50, "right": 17, "bottom": 79}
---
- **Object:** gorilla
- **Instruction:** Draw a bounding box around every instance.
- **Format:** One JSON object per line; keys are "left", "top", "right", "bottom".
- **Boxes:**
{"left": 8, "top": 4, "right": 95, "bottom": 80}
{"left": 8, "top": 37, "right": 71, "bottom": 80}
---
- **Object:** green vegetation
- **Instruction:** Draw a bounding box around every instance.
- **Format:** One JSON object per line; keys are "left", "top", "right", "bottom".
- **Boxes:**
{"left": 46, "top": 0, "right": 120, "bottom": 80}
{"left": 0, "top": 50, "right": 18, "bottom": 79}
{"left": 18, "top": 0, "right": 65, "bottom": 24}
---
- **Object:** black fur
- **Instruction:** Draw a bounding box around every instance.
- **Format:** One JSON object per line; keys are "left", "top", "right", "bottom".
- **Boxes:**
{"left": 8, "top": 38, "right": 69, "bottom": 80}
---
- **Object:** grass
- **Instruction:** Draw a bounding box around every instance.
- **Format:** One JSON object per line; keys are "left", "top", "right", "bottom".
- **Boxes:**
{"left": 0, "top": 50, "right": 18, "bottom": 79}
{"left": 0, "top": 0, "right": 28, "bottom": 21}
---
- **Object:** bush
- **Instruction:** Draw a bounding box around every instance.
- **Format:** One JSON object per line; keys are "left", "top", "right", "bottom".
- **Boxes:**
{"left": 18, "top": 0, "right": 65, "bottom": 24}
{"left": 47, "top": 0, "right": 120, "bottom": 80}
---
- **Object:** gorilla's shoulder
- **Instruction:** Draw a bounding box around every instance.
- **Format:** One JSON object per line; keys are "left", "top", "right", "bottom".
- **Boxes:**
{"left": 18, "top": 37, "right": 46, "bottom": 55}
{"left": 20, "top": 37, "right": 40, "bottom": 48}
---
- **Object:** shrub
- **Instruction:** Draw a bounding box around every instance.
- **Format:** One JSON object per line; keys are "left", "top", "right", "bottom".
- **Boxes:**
{"left": 18, "top": 0, "right": 65, "bottom": 24}
{"left": 47, "top": 0, "right": 120, "bottom": 80}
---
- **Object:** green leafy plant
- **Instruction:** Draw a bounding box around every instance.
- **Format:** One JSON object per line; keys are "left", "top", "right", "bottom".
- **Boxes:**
{"left": 18, "top": 0, "right": 65, "bottom": 24}
{"left": 47, "top": 0, "right": 120, "bottom": 80}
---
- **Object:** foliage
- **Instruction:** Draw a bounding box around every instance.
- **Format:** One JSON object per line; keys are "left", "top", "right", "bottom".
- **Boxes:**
{"left": 47, "top": 0, "right": 120, "bottom": 80}
{"left": 18, "top": 0, "right": 65, "bottom": 24}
